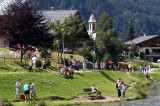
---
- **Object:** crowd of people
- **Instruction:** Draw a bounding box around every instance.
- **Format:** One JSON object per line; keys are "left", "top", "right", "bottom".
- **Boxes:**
{"left": 15, "top": 79, "right": 36, "bottom": 102}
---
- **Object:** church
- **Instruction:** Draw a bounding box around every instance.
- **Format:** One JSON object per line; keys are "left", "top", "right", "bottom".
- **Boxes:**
{"left": 87, "top": 11, "right": 97, "bottom": 41}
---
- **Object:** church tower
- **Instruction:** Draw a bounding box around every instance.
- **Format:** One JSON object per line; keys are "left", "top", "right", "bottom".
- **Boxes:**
{"left": 88, "top": 10, "right": 97, "bottom": 40}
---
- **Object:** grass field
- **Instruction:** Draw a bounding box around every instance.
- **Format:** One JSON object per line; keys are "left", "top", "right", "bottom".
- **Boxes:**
{"left": 0, "top": 71, "right": 138, "bottom": 103}
{"left": 0, "top": 47, "right": 11, "bottom": 51}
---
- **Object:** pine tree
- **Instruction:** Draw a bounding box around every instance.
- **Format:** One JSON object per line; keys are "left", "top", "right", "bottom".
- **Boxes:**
{"left": 126, "top": 24, "right": 135, "bottom": 41}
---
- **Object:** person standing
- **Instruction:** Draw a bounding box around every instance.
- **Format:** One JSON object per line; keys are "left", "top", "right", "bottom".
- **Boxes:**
{"left": 28, "top": 60, "right": 32, "bottom": 72}
{"left": 117, "top": 81, "right": 122, "bottom": 100}
{"left": 32, "top": 55, "right": 37, "bottom": 72}
{"left": 72, "top": 59, "right": 76, "bottom": 69}
{"left": 100, "top": 62, "right": 103, "bottom": 70}
{"left": 82, "top": 57, "right": 87, "bottom": 72}
{"left": 140, "top": 65, "right": 142, "bottom": 73}
{"left": 103, "top": 62, "right": 105, "bottom": 70}
{"left": 95, "top": 61, "right": 98, "bottom": 69}
{"left": 121, "top": 82, "right": 127, "bottom": 99}
{"left": 42, "top": 58, "right": 46, "bottom": 72}
{"left": 29, "top": 82, "right": 36, "bottom": 101}
{"left": 147, "top": 65, "right": 149, "bottom": 72}
{"left": 128, "top": 62, "right": 132, "bottom": 72}
{"left": 15, "top": 79, "right": 21, "bottom": 99}
{"left": 23, "top": 83, "right": 30, "bottom": 102}
{"left": 76, "top": 61, "right": 80, "bottom": 71}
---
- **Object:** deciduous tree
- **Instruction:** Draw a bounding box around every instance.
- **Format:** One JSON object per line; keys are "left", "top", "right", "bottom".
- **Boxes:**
{"left": 0, "top": 0, "right": 53, "bottom": 62}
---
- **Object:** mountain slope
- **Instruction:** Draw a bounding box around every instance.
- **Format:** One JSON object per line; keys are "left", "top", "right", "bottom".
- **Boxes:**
{"left": 31, "top": 0, "right": 160, "bottom": 40}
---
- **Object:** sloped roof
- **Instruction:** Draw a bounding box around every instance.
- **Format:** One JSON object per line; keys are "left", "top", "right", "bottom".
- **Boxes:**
{"left": 0, "top": 0, "right": 15, "bottom": 15}
{"left": 125, "top": 35, "right": 159, "bottom": 45}
{"left": 41, "top": 10, "right": 78, "bottom": 24}
{"left": 88, "top": 13, "right": 96, "bottom": 23}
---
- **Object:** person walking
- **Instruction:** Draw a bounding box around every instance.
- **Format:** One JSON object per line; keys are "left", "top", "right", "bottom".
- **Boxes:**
{"left": 23, "top": 83, "right": 30, "bottom": 102}
{"left": 29, "top": 82, "right": 36, "bottom": 101}
{"left": 82, "top": 57, "right": 87, "bottom": 72}
{"left": 15, "top": 79, "right": 21, "bottom": 99}
{"left": 42, "top": 58, "right": 46, "bottom": 72}
{"left": 32, "top": 55, "right": 37, "bottom": 72}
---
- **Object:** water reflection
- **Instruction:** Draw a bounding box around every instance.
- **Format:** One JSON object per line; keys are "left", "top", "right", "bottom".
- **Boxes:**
{"left": 81, "top": 83, "right": 160, "bottom": 106}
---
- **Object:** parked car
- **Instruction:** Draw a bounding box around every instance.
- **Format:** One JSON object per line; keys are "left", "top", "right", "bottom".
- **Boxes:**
{"left": 157, "top": 59, "right": 160, "bottom": 63}
{"left": 64, "top": 48, "right": 72, "bottom": 53}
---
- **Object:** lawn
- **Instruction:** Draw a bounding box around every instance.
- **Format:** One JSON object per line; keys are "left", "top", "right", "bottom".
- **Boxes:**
{"left": 0, "top": 71, "right": 136, "bottom": 102}
{"left": 0, "top": 47, "right": 11, "bottom": 51}
{"left": 153, "top": 69, "right": 160, "bottom": 73}
{"left": 52, "top": 52, "right": 84, "bottom": 61}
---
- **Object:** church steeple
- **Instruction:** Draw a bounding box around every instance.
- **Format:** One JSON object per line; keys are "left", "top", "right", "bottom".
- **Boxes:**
{"left": 88, "top": 10, "right": 96, "bottom": 34}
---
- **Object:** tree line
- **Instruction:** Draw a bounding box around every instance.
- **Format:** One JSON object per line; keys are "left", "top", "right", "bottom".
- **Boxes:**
{"left": 31, "top": 0, "right": 160, "bottom": 40}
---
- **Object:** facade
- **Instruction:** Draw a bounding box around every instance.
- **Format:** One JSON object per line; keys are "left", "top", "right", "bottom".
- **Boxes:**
{"left": 87, "top": 11, "right": 97, "bottom": 40}
{"left": 125, "top": 34, "right": 160, "bottom": 62}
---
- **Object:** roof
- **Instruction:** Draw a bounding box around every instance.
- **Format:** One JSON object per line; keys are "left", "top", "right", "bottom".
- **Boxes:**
{"left": 88, "top": 12, "right": 96, "bottom": 23}
{"left": 41, "top": 10, "right": 78, "bottom": 24}
{"left": 125, "top": 35, "right": 159, "bottom": 45}
{"left": 0, "top": 0, "right": 26, "bottom": 15}
{"left": 0, "top": 0, "right": 14, "bottom": 15}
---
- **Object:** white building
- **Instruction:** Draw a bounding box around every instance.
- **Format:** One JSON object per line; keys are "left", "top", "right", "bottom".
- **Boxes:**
{"left": 87, "top": 11, "right": 97, "bottom": 40}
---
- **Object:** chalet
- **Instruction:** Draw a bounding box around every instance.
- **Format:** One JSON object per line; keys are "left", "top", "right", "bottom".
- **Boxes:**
{"left": 125, "top": 34, "right": 160, "bottom": 62}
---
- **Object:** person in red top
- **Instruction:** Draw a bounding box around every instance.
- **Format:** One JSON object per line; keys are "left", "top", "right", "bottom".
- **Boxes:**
{"left": 76, "top": 61, "right": 80, "bottom": 71}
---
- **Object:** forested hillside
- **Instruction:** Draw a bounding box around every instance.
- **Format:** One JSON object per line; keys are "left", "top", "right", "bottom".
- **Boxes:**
{"left": 31, "top": 0, "right": 160, "bottom": 40}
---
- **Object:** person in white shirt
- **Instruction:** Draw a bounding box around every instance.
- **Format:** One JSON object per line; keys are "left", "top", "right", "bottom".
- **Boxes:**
{"left": 82, "top": 57, "right": 87, "bottom": 72}
{"left": 15, "top": 79, "right": 21, "bottom": 99}
{"left": 32, "top": 55, "right": 37, "bottom": 72}
{"left": 117, "top": 78, "right": 121, "bottom": 83}
{"left": 29, "top": 82, "right": 36, "bottom": 100}
{"left": 92, "top": 84, "right": 102, "bottom": 99}
{"left": 128, "top": 62, "right": 132, "bottom": 72}
{"left": 117, "top": 81, "right": 122, "bottom": 100}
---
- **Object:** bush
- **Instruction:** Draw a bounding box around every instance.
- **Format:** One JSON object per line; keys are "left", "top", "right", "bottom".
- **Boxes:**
{"left": 36, "top": 59, "right": 42, "bottom": 67}
{"left": 151, "top": 64, "right": 159, "bottom": 68}
{"left": 133, "top": 81, "right": 147, "bottom": 98}
{"left": 70, "top": 55, "right": 73, "bottom": 59}
{"left": 46, "top": 59, "right": 51, "bottom": 66}
{"left": 78, "top": 48, "right": 92, "bottom": 62}
{"left": 40, "top": 51, "right": 51, "bottom": 59}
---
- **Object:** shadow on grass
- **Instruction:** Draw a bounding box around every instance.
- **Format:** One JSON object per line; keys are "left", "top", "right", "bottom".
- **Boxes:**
{"left": 99, "top": 71, "right": 116, "bottom": 83}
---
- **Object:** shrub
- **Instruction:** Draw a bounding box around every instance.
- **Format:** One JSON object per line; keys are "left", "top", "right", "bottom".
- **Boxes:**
{"left": 133, "top": 81, "right": 147, "bottom": 98}
{"left": 40, "top": 51, "right": 51, "bottom": 59}
{"left": 70, "top": 55, "right": 73, "bottom": 59}
{"left": 78, "top": 48, "right": 92, "bottom": 62}
{"left": 151, "top": 64, "right": 159, "bottom": 68}
{"left": 46, "top": 59, "right": 51, "bottom": 66}
{"left": 36, "top": 59, "right": 42, "bottom": 67}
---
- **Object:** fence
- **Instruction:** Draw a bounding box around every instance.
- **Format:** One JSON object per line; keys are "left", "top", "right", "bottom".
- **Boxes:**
{"left": 0, "top": 57, "right": 31, "bottom": 65}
